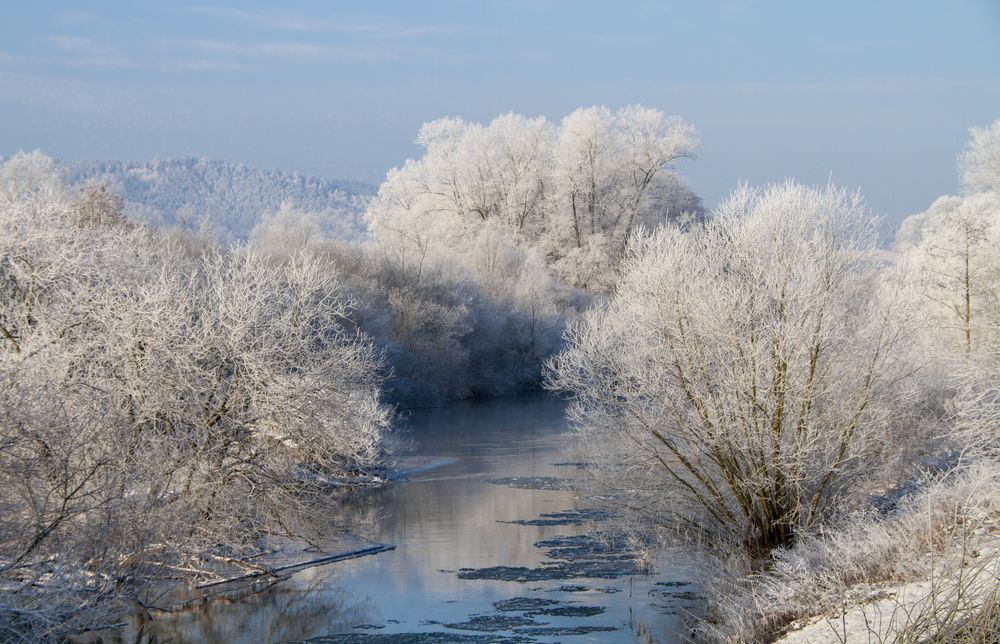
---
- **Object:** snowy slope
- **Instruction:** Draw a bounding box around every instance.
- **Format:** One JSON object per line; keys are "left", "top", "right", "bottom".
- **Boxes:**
{"left": 62, "top": 157, "right": 374, "bottom": 243}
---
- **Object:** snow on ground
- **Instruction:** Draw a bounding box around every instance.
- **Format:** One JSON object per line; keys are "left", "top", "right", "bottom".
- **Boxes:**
{"left": 777, "top": 543, "right": 999, "bottom": 643}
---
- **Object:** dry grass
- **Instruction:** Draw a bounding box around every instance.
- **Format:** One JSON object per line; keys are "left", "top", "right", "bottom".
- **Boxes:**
{"left": 821, "top": 541, "right": 998, "bottom": 643}
{"left": 697, "top": 461, "right": 999, "bottom": 643}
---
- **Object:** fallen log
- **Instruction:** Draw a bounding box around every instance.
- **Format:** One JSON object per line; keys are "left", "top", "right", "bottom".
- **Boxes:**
{"left": 196, "top": 543, "right": 395, "bottom": 590}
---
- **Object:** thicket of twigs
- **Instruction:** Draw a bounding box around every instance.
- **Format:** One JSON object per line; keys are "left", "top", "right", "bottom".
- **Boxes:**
{"left": 0, "top": 153, "right": 393, "bottom": 641}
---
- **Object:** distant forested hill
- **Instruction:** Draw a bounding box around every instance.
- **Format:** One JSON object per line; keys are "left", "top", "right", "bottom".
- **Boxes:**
{"left": 61, "top": 157, "right": 374, "bottom": 243}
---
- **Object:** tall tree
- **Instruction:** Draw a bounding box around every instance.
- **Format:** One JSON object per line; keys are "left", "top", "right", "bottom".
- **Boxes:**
{"left": 896, "top": 193, "right": 1000, "bottom": 355}
{"left": 960, "top": 118, "right": 1000, "bottom": 194}
{"left": 367, "top": 106, "right": 700, "bottom": 293}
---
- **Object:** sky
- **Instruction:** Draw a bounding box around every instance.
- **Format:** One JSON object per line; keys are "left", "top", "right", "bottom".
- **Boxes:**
{"left": 1, "top": 1, "right": 999, "bottom": 228}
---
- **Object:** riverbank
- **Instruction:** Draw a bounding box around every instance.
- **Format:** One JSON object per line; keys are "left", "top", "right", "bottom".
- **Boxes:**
{"left": 777, "top": 542, "right": 998, "bottom": 643}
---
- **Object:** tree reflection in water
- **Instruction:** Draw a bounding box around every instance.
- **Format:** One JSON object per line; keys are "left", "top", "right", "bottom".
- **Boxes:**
{"left": 123, "top": 572, "right": 373, "bottom": 643}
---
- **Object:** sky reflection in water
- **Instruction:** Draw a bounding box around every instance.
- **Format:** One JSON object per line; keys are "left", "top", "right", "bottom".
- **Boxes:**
{"left": 129, "top": 396, "right": 699, "bottom": 643}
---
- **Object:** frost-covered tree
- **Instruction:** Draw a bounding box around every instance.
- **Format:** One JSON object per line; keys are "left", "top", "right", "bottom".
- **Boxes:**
{"left": 72, "top": 182, "right": 128, "bottom": 228}
{"left": 896, "top": 192, "right": 1000, "bottom": 355}
{"left": 249, "top": 201, "right": 323, "bottom": 256}
{"left": 960, "top": 117, "right": 1000, "bottom": 193}
{"left": 367, "top": 106, "right": 701, "bottom": 293}
{"left": 365, "top": 113, "right": 554, "bottom": 280}
{"left": 549, "top": 182, "right": 916, "bottom": 556}
{"left": 303, "top": 232, "right": 572, "bottom": 407}
{"left": 896, "top": 120, "right": 1000, "bottom": 357}
{"left": 0, "top": 152, "right": 392, "bottom": 639}
{"left": 0, "top": 152, "right": 120, "bottom": 356}
{"left": 553, "top": 106, "right": 698, "bottom": 245}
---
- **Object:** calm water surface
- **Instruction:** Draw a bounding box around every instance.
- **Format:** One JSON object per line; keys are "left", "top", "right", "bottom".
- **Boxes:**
{"left": 128, "top": 396, "right": 700, "bottom": 643}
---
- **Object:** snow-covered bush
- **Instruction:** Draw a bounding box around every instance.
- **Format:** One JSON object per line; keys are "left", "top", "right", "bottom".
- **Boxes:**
{"left": 549, "top": 181, "right": 920, "bottom": 556}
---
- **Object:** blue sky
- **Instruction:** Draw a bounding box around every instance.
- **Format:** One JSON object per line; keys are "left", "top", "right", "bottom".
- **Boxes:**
{"left": 1, "top": 1, "right": 998, "bottom": 226}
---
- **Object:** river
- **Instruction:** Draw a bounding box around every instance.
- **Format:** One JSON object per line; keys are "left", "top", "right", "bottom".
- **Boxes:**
{"left": 122, "top": 395, "right": 700, "bottom": 643}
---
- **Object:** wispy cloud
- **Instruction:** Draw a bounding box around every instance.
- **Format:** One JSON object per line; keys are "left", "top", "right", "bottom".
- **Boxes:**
{"left": 3, "top": 10, "right": 448, "bottom": 75}
{"left": 193, "top": 39, "right": 332, "bottom": 61}
{"left": 2, "top": 36, "right": 261, "bottom": 73}
{"left": 389, "top": 25, "right": 447, "bottom": 38}
{"left": 187, "top": 6, "right": 370, "bottom": 32}
{"left": 50, "top": 35, "right": 101, "bottom": 52}
{"left": 186, "top": 6, "right": 447, "bottom": 38}
{"left": 762, "top": 77, "right": 998, "bottom": 96}
{"left": 157, "top": 58, "right": 260, "bottom": 73}
{"left": 48, "top": 35, "right": 135, "bottom": 68}
{"left": 188, "top": 38, "right": 399, "bottom": 63}
{"left": 721, "top": 0, "right": 753, "bottom": 19}
{"left": 0, "top": 69, "right": 142, "bottom": 116}
{"left": 657, "top": 77, "right": 1000, "bottom": 98}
